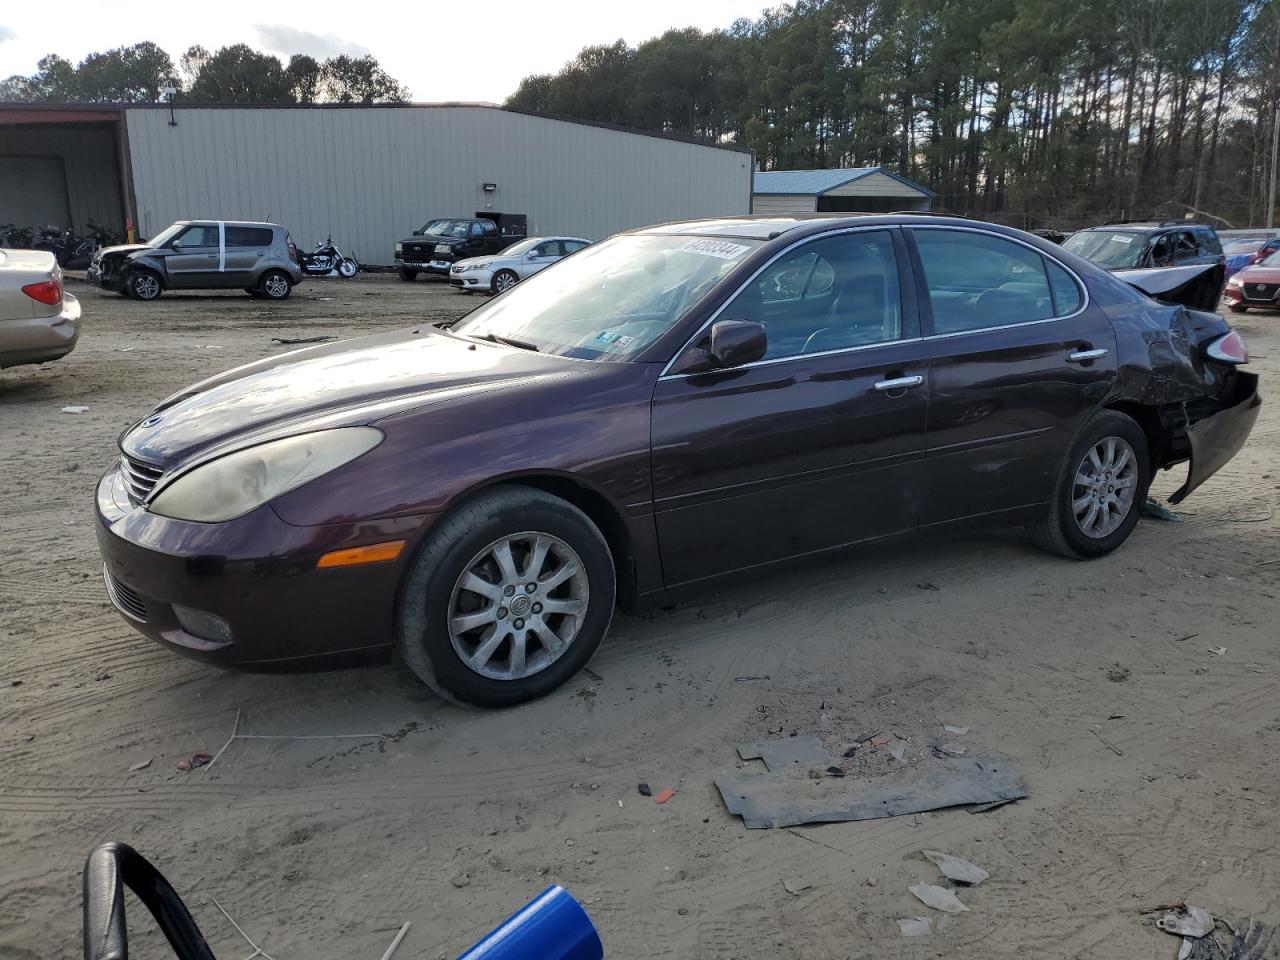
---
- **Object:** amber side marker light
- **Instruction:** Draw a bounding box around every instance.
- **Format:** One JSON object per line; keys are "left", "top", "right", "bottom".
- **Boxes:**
{"left": 317, "top": 540, "right": 407, "bottom": 569}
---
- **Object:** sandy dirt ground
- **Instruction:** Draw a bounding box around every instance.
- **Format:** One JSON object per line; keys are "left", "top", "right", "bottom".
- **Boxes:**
{"left": 1, "top": 274, "right": 1277, "bottom": 959}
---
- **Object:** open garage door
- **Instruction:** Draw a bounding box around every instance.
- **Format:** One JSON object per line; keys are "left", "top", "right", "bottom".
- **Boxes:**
{"left": 0, "top": 156, "right": 73, "bottom": 231}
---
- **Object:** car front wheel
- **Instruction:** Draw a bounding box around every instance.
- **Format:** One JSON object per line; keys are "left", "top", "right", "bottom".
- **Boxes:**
{"left": 398, "top": 487, "right": 615, "bottom": 707}
{"left": 398, "top": 268, "right": 417, "bottom": 282}
{"left": 1229, "top": 303, "right": 1248, "bottom": 313}
{"left": 491, "top": 269, "right": 519, "bottom": 294}
{"left": 1029, "top": 409, "right": 1150, "bottom": 559}
{"left": 127, "top": 270, "right": 162, "bottom": 301}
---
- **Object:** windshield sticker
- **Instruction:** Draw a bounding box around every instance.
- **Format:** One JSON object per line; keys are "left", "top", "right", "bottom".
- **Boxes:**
{"left": 1109, "top": 234, "right": 1134, "bottom": 244}
{"left": 676, "top": 238, "right": 752, "bottom": 260}
{"left": 614, "top": 335, "right": 635, "bottom": 347}
{"left": 595, "top": 331, "right": 620, "bottom": 344}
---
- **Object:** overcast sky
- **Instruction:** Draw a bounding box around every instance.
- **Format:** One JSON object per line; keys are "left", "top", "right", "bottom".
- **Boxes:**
{"left": 0, "top": 1, "right": 769, "bottom": 103}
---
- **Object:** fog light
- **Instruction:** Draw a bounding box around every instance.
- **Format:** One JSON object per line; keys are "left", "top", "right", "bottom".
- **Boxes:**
{"left": 172, "top": 604, "right": 234, "bottom": 643}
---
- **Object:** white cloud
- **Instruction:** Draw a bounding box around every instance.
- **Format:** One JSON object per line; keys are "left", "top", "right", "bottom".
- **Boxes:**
{"left": 0, "top": 26, "right": 17, "bottom": 44}
{"left": 252, "top": 24, "right": 371, "bottom": 61}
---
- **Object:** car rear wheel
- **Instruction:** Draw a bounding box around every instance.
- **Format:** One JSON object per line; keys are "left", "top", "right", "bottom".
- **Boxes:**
{"left": 491, "top": 269, "right": 519, "bottom": 294}
{"left": 398, "top": 268, "right": 417, "bottom": 282}
{"left": 259, "top": 270, "right": 292, "bottom": 300}
{"left": 398, "top": 487, "right": 615, "bottom": 708}
{"left": 1028, "top": 409, "right": 1150, "bottom": 559}
{"left": 127, "top": 270, "right": 162, "bottom": 301}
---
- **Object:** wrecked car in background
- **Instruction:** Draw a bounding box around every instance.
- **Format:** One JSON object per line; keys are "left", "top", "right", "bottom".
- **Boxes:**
{"left": 0, "top": 248, "right": 80, "bottom": 370}
{"left": 1061, "top": 220, "right": 1225, "bottom": 311}
{"left": 1223, "top": 250, "right": 1280, "bottom": 313}
{"left": 88, "top": 221, "right": 303, "bottom": 301}
{"left": 96, "top": 215, "right": 1258, "bottom": 707}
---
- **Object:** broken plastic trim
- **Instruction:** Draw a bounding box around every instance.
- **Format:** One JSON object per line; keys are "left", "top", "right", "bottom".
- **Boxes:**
{"left": 1168, "top": 372, "right": 1261, "bottom": 505}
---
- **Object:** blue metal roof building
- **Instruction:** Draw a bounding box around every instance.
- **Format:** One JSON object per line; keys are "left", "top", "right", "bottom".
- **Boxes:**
{"left": 753, "top": 167, "right": 933, "bottom": 215}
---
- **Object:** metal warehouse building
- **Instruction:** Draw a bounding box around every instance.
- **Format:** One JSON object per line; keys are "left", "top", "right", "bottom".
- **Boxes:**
{"left": 0, "top": 103, "right": 754, "bottom": 264}
{"left": 753, "top": 168, "right": 933, "bottom": 215}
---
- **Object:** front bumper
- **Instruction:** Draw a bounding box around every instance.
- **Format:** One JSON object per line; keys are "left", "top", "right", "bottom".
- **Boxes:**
{"left": 1168, "top": 371, "right": 1261, "bottom": 504}
{"left": 0, "top": 293, "right": 81, "bottom": 369}
{"left": 448, "top": 269, "right": 493, "bottom": 290}
{"left": 1223, "top": 285, "right": 1279, "bottom": 306}
{"left": 95, "top": 464, "right": 432, "bottom": 668}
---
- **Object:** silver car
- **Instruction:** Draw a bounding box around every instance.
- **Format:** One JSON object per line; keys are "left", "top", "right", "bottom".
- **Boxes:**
{"left": 0, "top": 248, "right": 80, "bottom": 370}
{"left": 88, "top": 220, "right": 304, "bottom": 301}
{"left": 448, "top": 236, "right": 590, "bottom": 294}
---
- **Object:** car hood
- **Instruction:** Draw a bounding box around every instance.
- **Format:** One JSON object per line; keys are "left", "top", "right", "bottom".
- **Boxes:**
{"left": 455, "top": 256, "right": 501, "bottom": 270}
{"left": 401, "top": 235, "right": 462, "bottom": 245}
{"left": 96, "top": 243, "right": 152, "bottom": 259}
{"left": 121, "top": 328, "right": 583, "bottom": 466}
{"left": 1233, "top": 265, "right": 1280, "bottom": 283}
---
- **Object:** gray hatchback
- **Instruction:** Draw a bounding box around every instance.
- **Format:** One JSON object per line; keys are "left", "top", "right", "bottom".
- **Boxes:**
{"left": 88, "top": 221, "right": 303, "bottom": 301}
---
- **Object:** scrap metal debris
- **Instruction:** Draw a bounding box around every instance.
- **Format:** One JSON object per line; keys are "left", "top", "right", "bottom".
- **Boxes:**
{"left": 1144, "top": 499, "right": 1182, "bottom": 522}
{"left": 897, "top": 917, "right": 932, "bottom": 937}
{"left": 1159, "top": 906, "right": 1216, "bottom": 939}
{"left": 61, "top": 405, "right": 89, "bottom": 414}
{"left": 739, "top": 736, "right": 830, "bottom": 772}
{"left": 923, "top": 850, "right": 989, "bottom": 886}
{"left": 909, "top": 883, "right": 969, "bottom": 913}
{"left": 716, "top": 740, "right": 1028, "bottom": 829}
{"left": 271, "top": 335, "right": 336, "bottom": 345}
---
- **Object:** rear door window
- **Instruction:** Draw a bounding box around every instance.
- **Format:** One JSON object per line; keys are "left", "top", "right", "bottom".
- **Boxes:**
{"left": 225, "top": 226, "right": 273, "bottom": 247}
{"left": 1173, "top": 232, "right": 1199, "bottom": 261}
{"left": 912, "top": 229, "right": 1056, "bottom": 334}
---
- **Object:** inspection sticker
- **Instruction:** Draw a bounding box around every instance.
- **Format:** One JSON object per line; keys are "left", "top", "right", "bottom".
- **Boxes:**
{"left": 677, "top": 238, "right": 752, "bottom": 259}
{"left": 1109, "top": 234, "right": 1134, "bottom": 244}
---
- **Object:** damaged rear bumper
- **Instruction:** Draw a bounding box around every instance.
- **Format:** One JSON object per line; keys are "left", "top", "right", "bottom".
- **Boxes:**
{"left": 1168, "top": 372, "right": 1261, "bottom": 504}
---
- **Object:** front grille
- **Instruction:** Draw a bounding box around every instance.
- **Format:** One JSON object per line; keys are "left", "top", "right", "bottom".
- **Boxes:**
{"left": 120, "top": 455, "right": 164, "bottom": 503}
{"left": 104, "top": 565, "right": 148, "bottom": 622}
{"left": 1244, "top": 283, "right": 1278, "bottom": 302}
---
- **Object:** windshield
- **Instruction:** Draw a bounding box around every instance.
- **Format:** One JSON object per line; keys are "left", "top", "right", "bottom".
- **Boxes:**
{"left": 1061, "top": 230, "right": 1145, "bottom": 269}
{"left": 499, "top": 238, "right": 543, "bottom": 257}
{"left": 148, "top": 223, "right": 187, "bottom": 248}
{"left": 1260, "top": 251, "right": 1280, "bottom": 268}
{"left": 1224, "top": 239, "right": 1264, "bottom": 254}
{"left": 419, "top": 219, "right": 471, "bottom": 238}
{"left": 451, "top": 233, "right": 761, "bottom": 360}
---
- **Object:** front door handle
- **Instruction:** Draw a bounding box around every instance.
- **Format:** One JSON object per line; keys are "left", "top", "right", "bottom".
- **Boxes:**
{"left": 873, "top": 375, "right": 924, "bottom": 392}
{"left": 1067, "top": 348, "right": 1108, "bottom": 363}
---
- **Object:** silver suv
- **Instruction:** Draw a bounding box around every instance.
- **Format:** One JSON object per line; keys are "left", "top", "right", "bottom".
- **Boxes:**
{"left": 88, "top": 221, "right": 303, "bottom": 301}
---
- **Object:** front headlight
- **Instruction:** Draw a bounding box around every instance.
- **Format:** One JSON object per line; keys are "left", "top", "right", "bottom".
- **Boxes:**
{"left": 1226, "top": 277, "right": 1242, "bottom": 288}
{"left": 149, "top": 427, "right": 383, "bottom": 523}
{"left": 395, "top": 242, "right": 403, "bottom": 256}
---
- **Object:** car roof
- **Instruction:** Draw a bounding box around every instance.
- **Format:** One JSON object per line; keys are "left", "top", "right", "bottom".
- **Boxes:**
{"left": 633, "top": 213, "right": 1014, "bottom": 241}
{"left": 175, "top": 220, "right": 281, "bottom": 228}
{"left": 1078, "top": 221, "right": 1212, "bottom": 234}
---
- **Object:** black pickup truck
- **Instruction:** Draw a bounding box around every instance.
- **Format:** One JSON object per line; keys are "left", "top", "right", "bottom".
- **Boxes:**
{"left": 394, "top": 213, "right": 527, "bottom": 281}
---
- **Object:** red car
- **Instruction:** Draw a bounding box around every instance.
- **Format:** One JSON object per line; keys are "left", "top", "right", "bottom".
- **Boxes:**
{"left": 1224, "top": 250, "right": 1280, "bottom": 312}
{"left": 97, "top": 216, "right": 1260, "bottom": 707}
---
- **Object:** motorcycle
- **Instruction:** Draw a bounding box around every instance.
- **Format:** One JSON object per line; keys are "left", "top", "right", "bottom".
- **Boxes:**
{"left": 296, "top": 235, "right": 358, "bottom": 278}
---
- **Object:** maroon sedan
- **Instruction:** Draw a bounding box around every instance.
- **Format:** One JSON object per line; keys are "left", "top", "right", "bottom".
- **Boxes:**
{"left": 98, "top": 216, "right": 1260, "bottom": 707}
{"left": 1223, "top": 250, "right": 1280, "bottom": 312}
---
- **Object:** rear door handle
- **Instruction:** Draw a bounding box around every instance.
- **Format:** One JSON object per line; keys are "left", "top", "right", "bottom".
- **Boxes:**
{"left": 873, "top": 375, "right": 924, "bottom": 392}
{"left": 1067, "top": 349, "right": 1108, "bottom": 363}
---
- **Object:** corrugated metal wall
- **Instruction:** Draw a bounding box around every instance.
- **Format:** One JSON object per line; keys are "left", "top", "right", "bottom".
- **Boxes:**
{"left": 0, "top": 123, "right": 124, "bottom": 234}
{"left": 751, "top": 193, "right": 817, "bottom": 215}
{"left": 125, "top": 106, "right": 753, "bottom": 265}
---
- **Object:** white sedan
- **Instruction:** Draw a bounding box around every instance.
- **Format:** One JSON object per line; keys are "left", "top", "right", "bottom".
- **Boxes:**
{"left": 449, "top": 236, "right": 591, "bottom": 294}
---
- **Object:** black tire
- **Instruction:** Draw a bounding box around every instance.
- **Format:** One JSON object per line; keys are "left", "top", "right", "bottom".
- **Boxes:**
{"left": 398, "top": 486, "right": 616, "bottom": 708}
{"left": 1229, "top": 303, "right": 1248, "bottom": 314}
{"left": 1028, "top": 409, "right": 1151, "bottom": 559}
{"left": 259, "top": 270, "right": 292, "bottom": 300}
{"left": 126, "top": 269, "right": 162, "bottom": 301}
{"left": 398, "top": 268, "right": 417, "bottom": 282}
{"left": 491, "top": 269, "right": 519, "bottom": 294}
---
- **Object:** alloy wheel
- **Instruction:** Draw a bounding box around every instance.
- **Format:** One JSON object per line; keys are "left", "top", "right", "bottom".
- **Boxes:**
{"left": 132, "top": 274, "right": 159, "bottom": 299}
{"left": 1071, "top": 436, "right": 1138, "bottom": 539}
{"left": 495, "top": 271, "right": 517, "bottom": 292}
{"left": 263, "top": 274, "right": 289, "bottom": 298}
{"left": 447, "top": 532, "right": 589, "bottom": 680}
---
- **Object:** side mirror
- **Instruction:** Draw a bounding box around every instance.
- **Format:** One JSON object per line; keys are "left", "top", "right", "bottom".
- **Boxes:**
{"left": 169, "top": 240, "right": 182, "bottom": 251}
{"left": 708, "top": 319, "right": 767, "bottom": 369}
{"left": 412, "top": 229, "right": 423, "bottom": 236}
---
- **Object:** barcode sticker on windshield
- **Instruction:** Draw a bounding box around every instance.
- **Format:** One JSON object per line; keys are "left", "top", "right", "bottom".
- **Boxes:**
{"left": 1109, "top": 235, "right": 1134, "bottom": 244}
{"left": 677, "top": 239, "right": 751, "bottom": 259}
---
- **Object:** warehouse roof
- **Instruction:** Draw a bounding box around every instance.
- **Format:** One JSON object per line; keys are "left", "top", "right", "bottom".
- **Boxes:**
{"left": 754, "top": 167, "right": 934, "bottom": 197}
